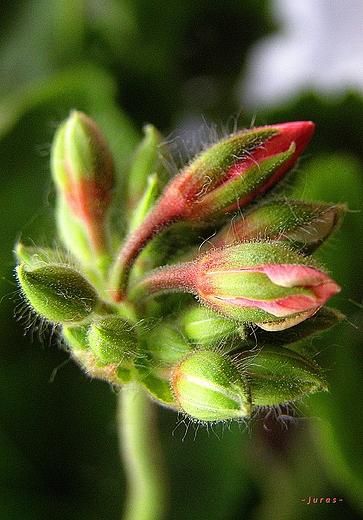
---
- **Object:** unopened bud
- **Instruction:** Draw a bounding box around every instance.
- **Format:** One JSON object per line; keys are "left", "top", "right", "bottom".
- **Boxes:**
{"left": 141, "top": 241, "right": 341, "bottom": 331}
{"left": 87, "top": 315, "right": 137, "bottom": 364}
{"left": 16, "top": 263, "right": 101, "bottom": 324}
{"left": 172, "top": 350, "right": 251, "bottom": 422}
{"left": 162, "top": 122, "right": 314, "bottom": 222}
{"left": 240, "top": 346, "right": 328, "bottom": 406}
{"left": 51, "top": 111, "right": 115, "bottom": 265}
{"left": 213, "top": 199, "right": 346, "bottom": 253}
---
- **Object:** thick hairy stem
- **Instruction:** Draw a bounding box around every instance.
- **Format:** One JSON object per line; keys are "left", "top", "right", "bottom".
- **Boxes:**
{"left": 108, "top": 195, "right": 185, "bottom": 302}
{"left": 117, "top": 382, "right": 167, "bottom": 520}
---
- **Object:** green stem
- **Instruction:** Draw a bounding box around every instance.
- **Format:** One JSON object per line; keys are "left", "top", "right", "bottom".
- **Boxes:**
{"left": 117, "top": 381, "right": 167, "bottom": 520}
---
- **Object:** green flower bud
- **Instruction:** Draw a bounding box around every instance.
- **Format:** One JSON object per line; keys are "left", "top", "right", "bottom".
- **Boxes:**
{"left": 240, "top": 346, "right": 328, "bottom": 407}
{"left": 142, "top": 322, "right": 192, "bottom": 366}
{"left": 179, "top": 305, "right": 246, "bottom": 347}
{"left": 51, "top": 111, "right": 115, "bottom": 268}
{"left": 172, "top": 350, "right": 251, "bottom": 422}
{"left": 16, "top": 263, "right": 100, "bottom": 323}
{"left": 213, "top": 199, "right": 346, "bottom": 253}
{"left": 87, "top": 315, "right": 138, "bottom": 364}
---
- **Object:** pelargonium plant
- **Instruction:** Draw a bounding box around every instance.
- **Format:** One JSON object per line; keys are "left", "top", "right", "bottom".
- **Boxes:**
{"left": 15, "top": 111, "right": 345, "bottom": 519}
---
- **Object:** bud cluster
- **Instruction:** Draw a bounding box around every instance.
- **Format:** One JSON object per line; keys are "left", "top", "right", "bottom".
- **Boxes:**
{"left": 15, "top": 112, "right": 345, "bottom": 424}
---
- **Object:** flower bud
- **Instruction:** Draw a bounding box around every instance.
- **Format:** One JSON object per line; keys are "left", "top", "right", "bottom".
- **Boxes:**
{"left": 179, "top": 305, "right": 245, "bottom": 347}
{"left": 141, "top": 241, "right": 341, "bottom": 331}
{"left": 213, "top": 199, "right": 346, "bottom": 253}
{"left": 161, "top": 121, "right": 315, "bottom": 222}
{"left": 240, "top": 346, "right": 328, "bottom": 406}
{"left": 87, "top": 315, "right": 137, "bottom": 364}
{"left": 51, "top": 111, "right": 115, "bottom": 265}
{"left": 172, "top": 350, "right": 251, "bottom": 422}
{"left": 16, "top": 263, "right": 101, "bottom": 323}
{"left": 142, "top": 322, "right": 192, "bottom": 366}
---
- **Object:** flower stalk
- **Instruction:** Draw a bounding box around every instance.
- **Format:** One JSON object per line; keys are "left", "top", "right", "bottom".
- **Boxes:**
{"left": 118, "top": 382, "right": 167, "bottom": 520}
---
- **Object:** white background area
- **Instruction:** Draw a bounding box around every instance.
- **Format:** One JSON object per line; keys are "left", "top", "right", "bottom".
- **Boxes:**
{"left": 239, "top": 0, "right": 363, "bottom": 108}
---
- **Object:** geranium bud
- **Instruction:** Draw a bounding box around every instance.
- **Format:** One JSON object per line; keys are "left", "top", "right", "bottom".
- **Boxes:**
{"left": 179, "top": 305, "right": 246, "bottom": 347}
{"left": 16, "top": 263, "right": 101, "bottom": 324}
{"left": 213, "top": 199, "right": 346, "bottom": 253}
{"left": 51, "top": 110, "right": 115, "bottom": 265}
{"left": 87, "top": 315, "right": 137, "bottom": 364}
{"left": 157, "top": 121, "right": 314, "bottom": 222}
{"left": 126, "top": 124, "right": 164, "bottom": 213}
{"left": 240, "top": 346, "right": 328, "bottom": 406}
{"left": 141, "top": 241, "right": 340, "bottom": 330}
{"left": 172, "top": 350, "right": 251, "bottom": 422}
{"left": 142, "top": 323, "right": 192, "bottom": 366}
{"left": 110, "top": 121, "right": 314, "bottom": 300}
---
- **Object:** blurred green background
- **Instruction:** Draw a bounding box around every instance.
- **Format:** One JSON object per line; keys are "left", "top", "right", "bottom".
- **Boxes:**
{"left": 1, "top": 1, "right": 363, "bottom": 519}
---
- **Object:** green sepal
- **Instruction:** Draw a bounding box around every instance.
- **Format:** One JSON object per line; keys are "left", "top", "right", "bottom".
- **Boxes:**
{"left": 14, "top": 242, "right": 67, "bottom": 268}
{"left": 196, "top": 144, "right": 295, "bottom": 219}
{"left": 143, "top": 323, "right": 192, "bottom": 366}
{"left": 213, "top": 199, "right": 347, "bottom": 253}
{"left": 247, "top": 307, "right": 345, "bottom": 350}
{"left": 135, "top": 358, "right": 176, "bottom": 407}
{"left": 126, "top": 124, "right": 164, "bottom": 212}
{"left": 56, "top": 196, "right": 112, "bottom": 283}
{"left": 62, "top": 324, "right": 90, "bottom": 351}
{"left": 129, "top": 173, "right": 161, "bottom": 233}
{"left": 115, "top": 365, "right": 134, "bottom": 385}
{"left": 16, "top": 263, "right": 101, "bottom": 324}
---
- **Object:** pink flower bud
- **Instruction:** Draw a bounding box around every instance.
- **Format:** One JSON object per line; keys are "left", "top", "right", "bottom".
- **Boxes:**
{"left": 140, "top": 242, "right": 341, "bottom": 331}
{"left": 164, "top": 121, "right": 314, "bottom": 221}
{"left": 51, "top": 111, "right": 115, "bottom": 259}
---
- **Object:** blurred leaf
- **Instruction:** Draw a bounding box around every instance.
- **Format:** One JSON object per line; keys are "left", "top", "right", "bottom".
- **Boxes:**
{"left": 286, "top": 151, "right": 363, "bottom": 515}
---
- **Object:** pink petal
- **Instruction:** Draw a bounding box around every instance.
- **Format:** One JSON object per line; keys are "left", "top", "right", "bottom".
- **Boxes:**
{"left": 259, "top": 264, "right": 330, "bottom": 287}
{"left": 216, "top": 294, "right": 321, "bottom": 317}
